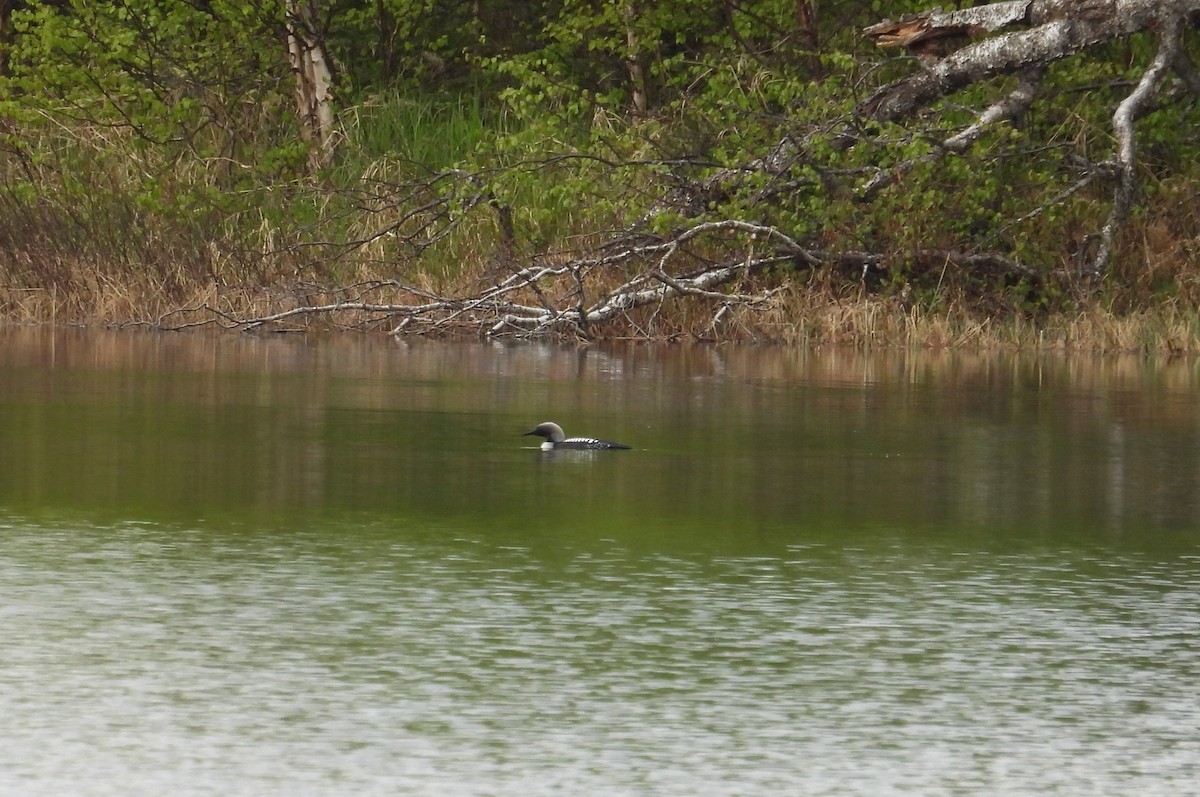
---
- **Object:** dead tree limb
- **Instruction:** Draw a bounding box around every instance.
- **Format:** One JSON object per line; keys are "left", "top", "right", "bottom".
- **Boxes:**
{"left": 858, "top": 65, "right": 1046, "bottom": 201}
{"left": 858, "top": 0, "right": 1186, "bottom": 123}
{"left": 858, "top": 0, "right": 1200, "bottom": 274}
{"left": 1094, "top": 14, "right": 1182, "bottom": 273}
{"left": 148, "top": 217, "right": 1040, "bottom": 338}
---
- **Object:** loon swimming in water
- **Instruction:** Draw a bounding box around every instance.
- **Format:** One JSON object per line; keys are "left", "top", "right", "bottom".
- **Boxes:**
{"left": 523, "top": 421, "right": 631, "bottom": 451}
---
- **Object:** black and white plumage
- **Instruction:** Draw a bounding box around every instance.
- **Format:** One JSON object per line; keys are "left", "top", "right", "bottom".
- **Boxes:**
{"left": 523, "top": 421, "right": 631, "bottom": 451}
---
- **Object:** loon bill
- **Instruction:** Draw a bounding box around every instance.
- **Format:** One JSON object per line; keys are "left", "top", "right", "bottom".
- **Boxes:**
{"left": 523, "top": 421, "right": 631, "bottom": 451}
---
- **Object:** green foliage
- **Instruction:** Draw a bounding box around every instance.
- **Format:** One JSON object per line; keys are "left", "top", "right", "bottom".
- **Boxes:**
{"left": 342, "top": 92, "right": 500, "bottom": 169}
{"left": 0, "top": 0, "right": 1197, "bottom": 322}
{"left": 4, "top": 1, "right": 286, "bottom": 148}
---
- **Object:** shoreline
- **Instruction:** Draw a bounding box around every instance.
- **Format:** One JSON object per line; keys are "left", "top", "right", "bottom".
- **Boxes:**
{"left": 4, "top": 280, "right": 1200, "bottom": 353}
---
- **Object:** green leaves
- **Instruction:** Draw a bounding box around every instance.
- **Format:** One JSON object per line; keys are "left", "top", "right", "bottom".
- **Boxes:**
{"left": 0, "top": 0, "right": 1194, "bottom": 315}
{"left": 6, "top": 0, "right": 286, "bottom": 150}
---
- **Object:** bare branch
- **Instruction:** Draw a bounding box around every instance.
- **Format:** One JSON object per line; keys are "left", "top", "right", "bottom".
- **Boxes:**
{"left": 147, "top": 214, "right": 1038, "bottom": 339}
{"left": 864, "top": 1, "right": 1033, "bottom": 48}
{"left": 858, "top": 65, "right": 1045, "bottom": 200}
{"left": 943, "top": 66, "right": 1044, "bottom": 152}
{"left": 1092, "top": 14, "right": 1182, "bottom": 274}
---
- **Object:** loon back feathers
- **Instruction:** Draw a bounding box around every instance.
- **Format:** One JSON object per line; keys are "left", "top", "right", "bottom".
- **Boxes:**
{"left": 523, "top": 421, "right": 631, "bottom": 451}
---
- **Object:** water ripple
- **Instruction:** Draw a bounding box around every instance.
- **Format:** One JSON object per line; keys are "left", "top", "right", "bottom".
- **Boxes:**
{"left": 1, "top": 523, "right": 1198, "bottom": 796}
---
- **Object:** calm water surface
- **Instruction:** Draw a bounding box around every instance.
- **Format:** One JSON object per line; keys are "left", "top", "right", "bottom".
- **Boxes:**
{"left": 1, "top": 329, "right": 1198, "bottom": 795}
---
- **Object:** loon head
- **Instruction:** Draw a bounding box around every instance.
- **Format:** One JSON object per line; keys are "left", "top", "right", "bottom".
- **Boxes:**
{"left": 524, "top": 421, "right": 566, "bottom": 450}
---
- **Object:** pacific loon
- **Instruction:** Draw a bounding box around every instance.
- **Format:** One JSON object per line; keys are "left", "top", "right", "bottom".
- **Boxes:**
{"left": 523, "top": 421, "right": 631, "bottom": 451}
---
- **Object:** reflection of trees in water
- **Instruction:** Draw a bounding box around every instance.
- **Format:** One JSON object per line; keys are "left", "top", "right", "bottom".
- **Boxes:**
{"left": 2, "top": 328, "right": 1198, "bottom": 530}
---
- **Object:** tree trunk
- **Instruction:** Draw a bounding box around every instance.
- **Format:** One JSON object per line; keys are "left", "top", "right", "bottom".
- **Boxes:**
{"left": 624, "top": 2, "right": 649, "bottom": 115}
{"left": 795, "top": 0, "right": 822, "bottom": 75}
{"left": 285, "top": 0, "right": 337, "bottom": 173}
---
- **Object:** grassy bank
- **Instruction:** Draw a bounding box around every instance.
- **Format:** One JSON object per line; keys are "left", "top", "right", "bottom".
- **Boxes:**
{"left": 8, "top": 271, "right": 1200, "bottom": 354}
{"left": 2, "top": 88, "right": 1199, "bottom": 351}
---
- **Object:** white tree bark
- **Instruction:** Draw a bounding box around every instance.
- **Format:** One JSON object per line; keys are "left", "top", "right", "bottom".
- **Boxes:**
{"left": 1094, "top": 14, "right": 1182, "bottom": 273}
{"left": 285, "top": 0, "right": 337, "bottom": 172}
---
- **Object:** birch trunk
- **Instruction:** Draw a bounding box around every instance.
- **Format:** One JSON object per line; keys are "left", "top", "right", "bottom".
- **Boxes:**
{"left": 285, "top": 0, "right": 337, "bottom": 172}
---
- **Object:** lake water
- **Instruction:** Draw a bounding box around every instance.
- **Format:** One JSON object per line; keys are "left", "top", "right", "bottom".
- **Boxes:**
{"left": 1, "top": 328, "right": 1198, "bottom": 795}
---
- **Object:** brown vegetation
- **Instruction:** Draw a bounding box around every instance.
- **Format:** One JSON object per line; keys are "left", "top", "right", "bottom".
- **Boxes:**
{"left": 6, "top": 208, "right": 1200, "bottom": 353}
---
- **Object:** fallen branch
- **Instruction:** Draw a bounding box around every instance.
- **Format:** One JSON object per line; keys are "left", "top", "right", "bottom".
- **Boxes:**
{"left": 145, "top": 217, "right": 1036, "bottom": 338}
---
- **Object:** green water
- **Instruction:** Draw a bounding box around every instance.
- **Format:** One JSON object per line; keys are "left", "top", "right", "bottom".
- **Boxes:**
{"left": 1, "top": 329, "right": 1198, "bottom": 795}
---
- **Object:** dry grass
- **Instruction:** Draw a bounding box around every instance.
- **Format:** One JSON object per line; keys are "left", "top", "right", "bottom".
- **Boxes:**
{"left": 8, "top": 240, "right": 1200, "bottom": 351}
{"left": 723, "top": 280, "right": 1200, "bottom": 352}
